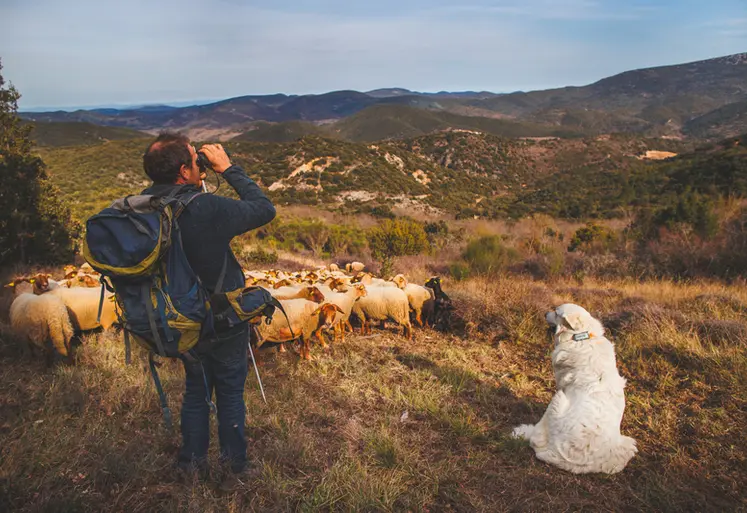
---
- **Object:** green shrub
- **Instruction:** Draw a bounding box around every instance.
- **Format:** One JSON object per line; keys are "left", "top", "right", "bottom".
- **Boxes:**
{"left": 244, "top": 247, "right": 279, "bottom": 265}
{"left": 568, "top": 223, "right": 618, "bottom": 253}
{"left": 462, "top": 235, "right": 519, "bottom": 276}
{"left": 448, "top": 262, "right": 471, "bottom": 281}
{"left": 367, "top": 218, "right": 429, "bottom": 261}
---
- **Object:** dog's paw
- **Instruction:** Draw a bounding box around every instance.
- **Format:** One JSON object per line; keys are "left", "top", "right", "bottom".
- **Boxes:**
{"left": 512, "top": 424, "right": 534, "bottom": 440}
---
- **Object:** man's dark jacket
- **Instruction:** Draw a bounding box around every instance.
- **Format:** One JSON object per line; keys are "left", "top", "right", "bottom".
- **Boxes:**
{"left": 142, "top": 165, "right": 275, "bottom": 315}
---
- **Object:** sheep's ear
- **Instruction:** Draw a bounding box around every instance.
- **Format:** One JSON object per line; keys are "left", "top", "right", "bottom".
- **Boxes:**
{"left": 561, "top": 313, "right": 584, "bottom": 331}
{"left": 4, "top": 281, "right": 15, "bottom": 288}
{"left": 334, "top": 305, "right": 345, "bottom": 314}
{"left": 28, "top": 278, "right": 36, "bottom": 284}
{"left": 311, "top": 306, "right": 323, "bottom": 316}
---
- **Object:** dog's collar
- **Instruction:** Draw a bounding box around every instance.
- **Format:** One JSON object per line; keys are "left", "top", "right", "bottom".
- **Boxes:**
{"left": 572, "top": 331, "right": 597, "bottom": 342}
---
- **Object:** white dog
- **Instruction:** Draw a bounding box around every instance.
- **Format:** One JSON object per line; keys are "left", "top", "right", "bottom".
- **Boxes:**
{"left": 512, "top": 303, "right": 637, "bottom": 474}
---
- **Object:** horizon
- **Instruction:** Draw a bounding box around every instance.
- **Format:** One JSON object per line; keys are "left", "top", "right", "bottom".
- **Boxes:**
{"left": 1, "top": 0, "right": 746, "bottom": 111}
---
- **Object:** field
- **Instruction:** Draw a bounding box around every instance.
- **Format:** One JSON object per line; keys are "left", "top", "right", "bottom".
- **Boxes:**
{"left": 1, "top": 256, "right": 746, "bottom": 512}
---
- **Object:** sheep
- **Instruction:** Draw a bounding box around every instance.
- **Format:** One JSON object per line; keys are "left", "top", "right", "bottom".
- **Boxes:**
{"left": 256, "top": 299, "right": 343, "bottom": 359}
{"left": 32, "top": 274, "right": 118, "bottom": 332}
{"left": 351, "top": 286, "right": 412, "bottom": 339}
{"left": 329, "top": 263, "right": 340, "bottom": 272}
{"left": 271, "top": 286, "right": 325, "bottom": 303}
{"left": 6, "top": 278, "right": 74, "bottom": 364}
{"left": 404, "top": 284, "right": 435, "bottom": 327}
{"left": 345, "top": 262, "right": 365, "bottom": 273}
{"left": 319, "top": 284, "right": 368, "bottom": 342}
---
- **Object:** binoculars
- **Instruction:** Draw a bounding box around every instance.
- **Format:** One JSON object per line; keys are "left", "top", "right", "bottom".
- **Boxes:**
{"left": 196, "top": 149, "right": 231, "bottom": 171}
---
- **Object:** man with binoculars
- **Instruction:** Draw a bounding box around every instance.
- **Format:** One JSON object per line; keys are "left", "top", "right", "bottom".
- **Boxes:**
{"left": 141, "top": 132, "right": 276, "bottom": 486}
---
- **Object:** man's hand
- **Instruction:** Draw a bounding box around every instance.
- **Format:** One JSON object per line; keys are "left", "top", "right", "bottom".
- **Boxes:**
{"left": 199, "top": 144, "right": 232, "bottom": 173}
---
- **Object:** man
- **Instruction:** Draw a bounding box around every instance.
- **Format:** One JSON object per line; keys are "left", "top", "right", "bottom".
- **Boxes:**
{"left": 141, "top": 132, "right": 276, "bottom": 482}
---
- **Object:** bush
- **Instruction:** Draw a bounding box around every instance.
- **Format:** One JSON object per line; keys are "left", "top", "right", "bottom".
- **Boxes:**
{"left": 568, "top": 223, "right": 618, "bottom": 253}
{"left": 243, "top": 246, "right": 278, "bottom": 265}
{"left": 448, "top": 262, "right": 471, "bottom": 281}
{"left": 367, "top": 218, "right": 429, "bottom": 261}
{"left": 462, "top": 235, "right": 519, "bottom": 276}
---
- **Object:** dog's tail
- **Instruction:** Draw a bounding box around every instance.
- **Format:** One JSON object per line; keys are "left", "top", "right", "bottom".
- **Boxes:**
{"left": 599, "top": 436, "right": 637, "bottom": 474}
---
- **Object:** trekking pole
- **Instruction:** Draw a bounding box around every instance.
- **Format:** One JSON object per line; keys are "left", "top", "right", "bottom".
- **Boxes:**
{"left": 247, "top": 328, "right": 267, "bottom": 404}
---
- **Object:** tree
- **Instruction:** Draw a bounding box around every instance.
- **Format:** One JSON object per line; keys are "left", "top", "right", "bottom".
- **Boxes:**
{"left": 0, "top": 58, "right": 80, "bottom": 265}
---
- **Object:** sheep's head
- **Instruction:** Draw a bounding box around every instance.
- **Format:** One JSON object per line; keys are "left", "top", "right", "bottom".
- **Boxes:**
{"left": 63, "top": 265, "right": 77, "bottom": 279}
{"left": 425, "top": 276, "right": 441, "bottom": 289}
{"left": 352, "top": 272, "right": 372, "bottom": 285}
{"left": 31, "top": 273, "right": 52, "bottom": 294}
{"left": 391, "top": 274, "right": 408, "bottom": 289}
{"left": 353, "top": 284, "right": 367, "bottom": 299}
{"left": 312, "top": 303, "right": 345, "bottom": 329}
{"left": 329, "top": 278, "right": 348, "bottom": 292}
{"left": 273, "top": 279, "right": 292, "bottom": 289}
{"left": 79, "top": 274, "right": 99, "bottom": 287}
{"left": 304, "top": 286, "right": 326, "bottom": 303}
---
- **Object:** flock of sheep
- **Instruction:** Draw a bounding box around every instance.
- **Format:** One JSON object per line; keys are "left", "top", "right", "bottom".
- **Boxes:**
{"left": 4, "top": 261, "right": 453, "bottom": 363}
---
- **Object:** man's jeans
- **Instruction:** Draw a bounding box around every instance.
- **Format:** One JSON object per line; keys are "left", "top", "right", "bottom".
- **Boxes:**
{"left": 178, "top": 324, "right": 249, "bottom": 473}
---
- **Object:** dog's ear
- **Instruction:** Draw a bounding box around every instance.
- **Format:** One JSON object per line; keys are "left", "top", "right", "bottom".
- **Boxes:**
{"left": 561, "top": 312, "right": 585, "bottom": 331}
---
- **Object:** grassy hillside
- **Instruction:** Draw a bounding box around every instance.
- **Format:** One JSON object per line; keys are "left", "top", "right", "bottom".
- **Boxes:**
{"left": 34, "top": 139, "right": 152, "bottom": 221}
{"left": 231, "top": 121, "right": 330, "bottom": 143}
{"left": 33, "top": 131, "right": 714, "bottom": 223}
{"left": 329, "top": 104, "right": 582, "bottom": 142}
{"left": 1, "top": 259, "right": 745, "bottom": 511}
{"left": 27, "top": 121, "right": 149, "bottom": 147}
{"left": 684, "top": 100, "right": 747, "bottom": 140}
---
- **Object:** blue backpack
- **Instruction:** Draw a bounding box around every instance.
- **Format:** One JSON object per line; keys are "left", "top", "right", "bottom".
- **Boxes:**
{"left": 82, "top": 186, "right": 284, "bottom": 426}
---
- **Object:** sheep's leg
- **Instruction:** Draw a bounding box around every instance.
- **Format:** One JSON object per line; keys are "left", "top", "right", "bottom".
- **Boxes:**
{"left": 278, "top": 343, "right": 287, "bottom": 353}
{"left": 415, "top": 310, "right": 424, "bottom": 328}
{"left": 314, "top": 328, "right": 328, "bottom": 349}
{"left": 302, "top": 336, "right": 311, "bottom": 360}
{"left": 404, "top": 322, "right": 413, "bottom": 340}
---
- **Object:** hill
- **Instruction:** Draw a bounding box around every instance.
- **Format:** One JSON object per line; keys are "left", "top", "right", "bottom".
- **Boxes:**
{"left": 329, "top": 105, "right": 582, "bottom": 142}
{"left": 19, "top": 53, "right": 747, "bottom": 141}
{"left": 26, "top": 121, "right": 148, "bottom": 147}
{"left": 684, "top": 100, "right": 747, "bottom": 140}
{"left": 34, "top": 131, "right": 704, "bottom": 223}
{"left": 231, "top": 121, "right": 330, "bottom": 143}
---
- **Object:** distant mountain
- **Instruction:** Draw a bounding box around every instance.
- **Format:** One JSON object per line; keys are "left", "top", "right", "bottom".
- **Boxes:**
{"left": 20, "top": 52, "right": 747, "bottom": 141}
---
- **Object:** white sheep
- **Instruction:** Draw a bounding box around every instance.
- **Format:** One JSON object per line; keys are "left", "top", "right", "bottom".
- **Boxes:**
{"left": 388, "top": 275, "right": 434, "bottom": 327}
{"left": 256, "top": 298, "right": 343, "bottom": 359}
{"left": 345, "top": 261, "right": 365, "bottom": 273}
{"left": 351, "top": 286, "right": 412, "bottom": 339}
{"left": 319, "top": 284, "right": 368, "bottom": 342}
{"left": 6, "top": 278, "right": 74, "bottom": 362}
{"left": 32, "top": 275, "right": 118, "bottom": 331}
{"left": 404, "top": 284, "right": 435, "bottom": 327}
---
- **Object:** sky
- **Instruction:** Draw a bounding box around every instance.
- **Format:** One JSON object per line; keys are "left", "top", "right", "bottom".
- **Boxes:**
{"left": 0, "top": 0, "right": 745, "bottom": 111}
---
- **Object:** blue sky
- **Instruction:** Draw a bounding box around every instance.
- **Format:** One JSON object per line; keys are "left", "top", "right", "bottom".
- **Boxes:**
{"left": 0, "top": 0, "right": 745, "bottom": 110}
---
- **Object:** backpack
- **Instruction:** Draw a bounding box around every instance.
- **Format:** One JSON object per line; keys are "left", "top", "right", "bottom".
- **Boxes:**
{"left": 82, "top": 186, "right": 287, "bottom": 427}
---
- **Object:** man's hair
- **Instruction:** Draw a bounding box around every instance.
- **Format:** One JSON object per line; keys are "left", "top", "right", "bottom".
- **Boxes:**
{"left": 143, "top": 132, "right": 192, "bottom": 184}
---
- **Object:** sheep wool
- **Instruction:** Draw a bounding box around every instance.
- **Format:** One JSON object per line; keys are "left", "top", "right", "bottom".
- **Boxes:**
{"left": 10, "top": 292, "right": 74, "bottom": 357}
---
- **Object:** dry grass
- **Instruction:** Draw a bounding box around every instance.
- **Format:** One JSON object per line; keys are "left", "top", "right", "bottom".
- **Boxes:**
{"left": 1, "top": 272, "right": 746, "bottom": 512}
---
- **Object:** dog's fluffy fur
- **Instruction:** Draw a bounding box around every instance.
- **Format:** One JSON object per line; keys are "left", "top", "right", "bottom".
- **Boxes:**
{"left": 512, "top": 303, "right": 637, "bottom": 474}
